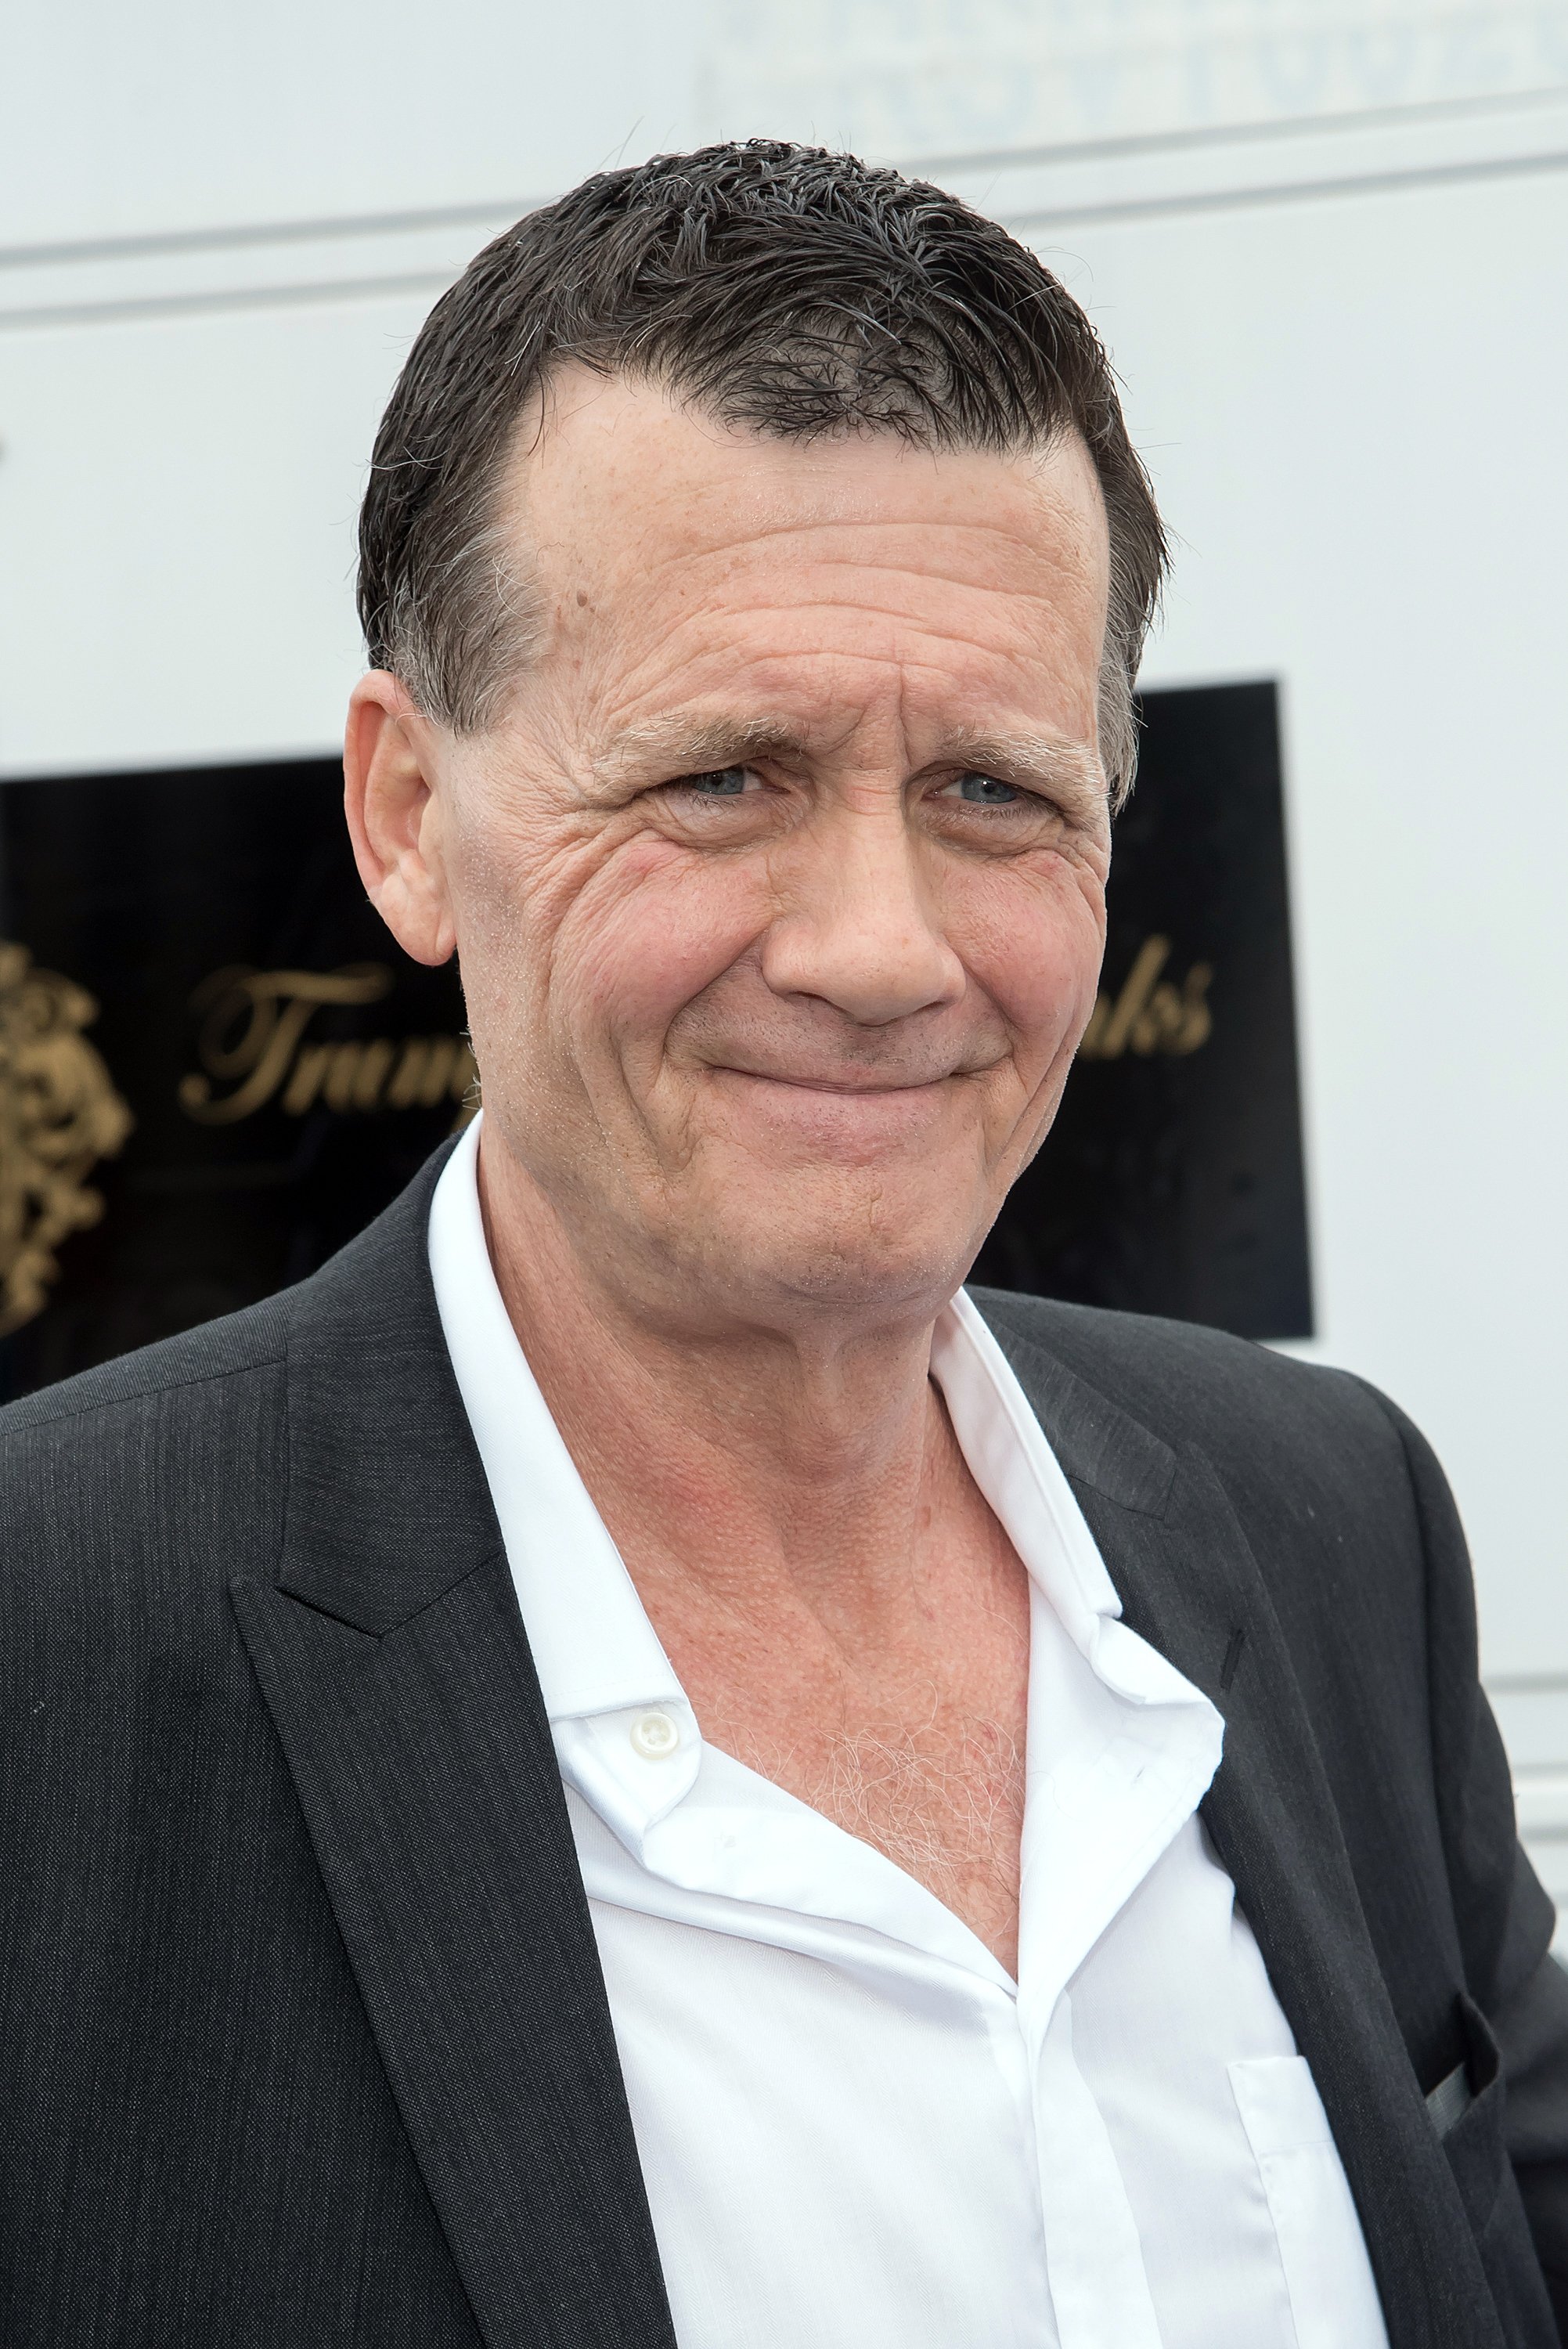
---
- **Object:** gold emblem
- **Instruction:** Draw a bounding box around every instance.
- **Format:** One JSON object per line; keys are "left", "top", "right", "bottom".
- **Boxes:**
{"left": 0, "top": 940, "right": 134, "bottom": 1336}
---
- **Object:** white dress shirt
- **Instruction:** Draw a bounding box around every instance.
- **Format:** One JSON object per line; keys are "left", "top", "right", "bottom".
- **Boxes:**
{"left": 429, "top": 1116, "right": 1389, "bottom": 2349}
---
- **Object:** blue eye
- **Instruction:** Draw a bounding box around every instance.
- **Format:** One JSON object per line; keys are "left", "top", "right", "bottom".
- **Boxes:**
{"left": 683, "top": 767, "right": 750, "bottom": 796}
{"left": 955, "top": 772, "right": 1021, "bottom": 803}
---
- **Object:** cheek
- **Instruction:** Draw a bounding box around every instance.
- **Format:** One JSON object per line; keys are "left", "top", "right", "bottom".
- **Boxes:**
{"left": 547, "top": 840, "right": 770, "bottom": 1064}
{"left": 960, "top": 862, "right": 1106, "bottom": 1072}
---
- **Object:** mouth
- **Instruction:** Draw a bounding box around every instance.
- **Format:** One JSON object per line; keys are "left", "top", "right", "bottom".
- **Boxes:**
{"left": 708, "top": 1063, "right": 975, "bottom": 1095}
{"left": 702, "top": 1065, "right": 975, "bottom": 1149}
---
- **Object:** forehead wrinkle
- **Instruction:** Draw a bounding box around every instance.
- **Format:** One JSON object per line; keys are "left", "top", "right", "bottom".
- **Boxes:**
{"left": 599, "top": 602, "right": 1084, "bottom": 734}
{"left": 624, "top": 641, "right": 1096, "bottom": 744}
{"left": 593, "top": 558, "right": 1103, "bottom": 689}
{"left": 633, "top": 505, "right": 1080, "bottom": 557}
{"left": 608, "top": 529, "right": 1096, "bottom": 617}
{"left": 687, "top": 587, "right": 1080, "bottom": 651}
{"left": 561, "top": 460, "right": 1101, "bottom": 583}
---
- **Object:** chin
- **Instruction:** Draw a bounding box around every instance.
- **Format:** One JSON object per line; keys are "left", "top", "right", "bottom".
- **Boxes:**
{"left": 688, "top": 1196, "right": 984, "bottom": 1325}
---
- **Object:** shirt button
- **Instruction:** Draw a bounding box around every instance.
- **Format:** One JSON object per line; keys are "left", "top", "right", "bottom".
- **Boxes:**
{"left": 630, "top": 1710, "right": 680, "bottom": 1761}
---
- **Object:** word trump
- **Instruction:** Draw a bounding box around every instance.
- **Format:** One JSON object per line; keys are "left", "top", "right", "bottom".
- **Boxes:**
{"left": 178, "top": 965, "right": 476, "bottom": 1127}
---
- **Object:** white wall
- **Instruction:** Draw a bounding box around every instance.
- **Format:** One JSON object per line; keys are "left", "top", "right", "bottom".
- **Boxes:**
{"left": 5, "top": 0, "right": 1568, "bottom": 1877}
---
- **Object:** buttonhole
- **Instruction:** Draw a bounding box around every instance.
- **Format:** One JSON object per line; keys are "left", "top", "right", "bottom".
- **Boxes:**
{"left": 1220, "top": 1626, "right": 1246, "bottom": 1692}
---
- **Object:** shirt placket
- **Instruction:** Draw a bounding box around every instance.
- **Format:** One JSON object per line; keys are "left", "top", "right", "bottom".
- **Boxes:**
{"left": 1016, "top": 1580, "right": 1225, "bottom": 2349}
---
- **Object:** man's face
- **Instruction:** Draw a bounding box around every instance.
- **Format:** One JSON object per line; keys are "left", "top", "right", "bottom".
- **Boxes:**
{"left": 429, "top": 370, "right": 1112, "bottom": 1332}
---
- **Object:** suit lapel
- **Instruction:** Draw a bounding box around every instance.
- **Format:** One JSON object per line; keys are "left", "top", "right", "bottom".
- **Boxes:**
{"left": 232, "top": 1164, "right": 675, "bottom": 2349}
{"left": 983, "top": 1310, "right": 1506, "bottom": 2349}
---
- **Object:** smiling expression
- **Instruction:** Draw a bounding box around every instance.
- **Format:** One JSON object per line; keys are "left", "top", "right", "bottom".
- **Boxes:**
{"left": 427, "top": 369, "right": 1114, "bottom": 1333}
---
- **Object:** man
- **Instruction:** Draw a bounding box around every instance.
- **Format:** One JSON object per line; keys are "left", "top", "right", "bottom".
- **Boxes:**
{"left": 1, "top": 141, "right": 1565, "bottom": 2349}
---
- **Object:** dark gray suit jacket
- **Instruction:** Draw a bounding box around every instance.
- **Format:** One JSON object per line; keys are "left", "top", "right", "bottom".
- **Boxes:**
{"left": 3, "top": 1144, "right": 1567, "bottom": 2347}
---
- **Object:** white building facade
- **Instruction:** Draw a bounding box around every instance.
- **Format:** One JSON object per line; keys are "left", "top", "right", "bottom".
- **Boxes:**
{"left": 4, "top": 0, "right": 1567, "bottom": 1889}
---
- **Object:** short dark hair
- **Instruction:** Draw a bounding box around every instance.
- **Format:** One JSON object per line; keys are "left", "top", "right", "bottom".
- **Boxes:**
{"left": 358, "top": 139, "right": 1166, "bottom": 803}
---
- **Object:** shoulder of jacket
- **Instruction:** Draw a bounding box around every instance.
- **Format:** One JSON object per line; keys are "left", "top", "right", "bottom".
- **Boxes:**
{"left": 0, "top": 1136, "right": 453, "bottom": 1463}
{"left": 0, "top": 1295, "right": 295, "bottom": 1665}
{"left": 0, "top": 1151, "right": 449, "bottom": 1612}
{"left": 968, "top": 1286, "right": 1409, "bottom": 1479}
{"left": 0, "top": 1292, "right": 291, "bottom": 1451}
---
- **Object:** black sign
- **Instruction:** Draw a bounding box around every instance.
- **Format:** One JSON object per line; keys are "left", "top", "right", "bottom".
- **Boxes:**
{"left": 975, "top": 680, "right": 1311, "bottom": 1339}
{"left": 0, "top": 680, "right": 1309, "bottom": 1403}
{"left": 0, "top": 760, "right": 471, "bottom": 1402}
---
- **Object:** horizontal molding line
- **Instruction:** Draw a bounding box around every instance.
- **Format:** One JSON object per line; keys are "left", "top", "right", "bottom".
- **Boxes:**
{"left": 1003, "top": 139, "right": 1568, "bottom": 235}
{"left": 7, "top": 79, "right": 1565, "bottom": 275}
{"left": 6, "top": 140, "right": 1567, "bottom": 336}
{"left": 1488, "top": 1672, "right": 1568, "bottom": 1694}
{"left": 920, "top": 78, "right": 1568, "bottom": 177}
{"left": 0, "top": 265, "right": 457, "bottom": 335}
{"left": 0, "top": 195, "right": 537, "bottom": 273}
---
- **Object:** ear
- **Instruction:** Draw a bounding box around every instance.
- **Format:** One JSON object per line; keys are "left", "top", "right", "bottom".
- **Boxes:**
{"left": 343, "top": 672, "right": 457, "bottom": 967}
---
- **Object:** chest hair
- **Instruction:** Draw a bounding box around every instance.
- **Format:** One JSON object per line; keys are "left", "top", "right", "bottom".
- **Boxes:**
{"left": 726, "top": 1698, "right": 1026, "bottom": 1948}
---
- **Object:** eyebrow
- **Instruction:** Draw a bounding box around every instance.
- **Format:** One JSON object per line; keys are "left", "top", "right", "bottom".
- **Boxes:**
{"left": 589, "top": 713, "right": 1107, "bottom": 801}
{"left": 943, "top": 726, "right": 1106, "bottom": 805}
{"left": 591, "top": 716, "right": 813, "bottom": 790}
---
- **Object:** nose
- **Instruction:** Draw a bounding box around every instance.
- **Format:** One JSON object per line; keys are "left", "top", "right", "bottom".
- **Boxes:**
{"left": 759, "top": 799, "right": 966, "bottom": 1027}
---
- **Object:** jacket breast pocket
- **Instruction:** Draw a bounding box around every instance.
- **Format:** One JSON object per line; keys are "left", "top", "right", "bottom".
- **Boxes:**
{"left": 1230, "top": 2055, "right": 1390, "bottom": 2349}
{"left": 1429, "top": 1992, "right": 1507, "bottom": 2238}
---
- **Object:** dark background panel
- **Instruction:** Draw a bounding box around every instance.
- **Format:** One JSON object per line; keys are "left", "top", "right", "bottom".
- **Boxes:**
{"left": 0, "top": 680, "right": 1310, "bottom": 1403}
{"left": 0, "top": 760, "right": 468, "bottom": 1399}
{"left": 975, "top": 679, "right": 1312, "bottom": 1337}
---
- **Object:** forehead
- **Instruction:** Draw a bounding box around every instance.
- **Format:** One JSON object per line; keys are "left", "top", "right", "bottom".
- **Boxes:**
{"left": 502, "top": 369, "right": 1111, "bottom": 745}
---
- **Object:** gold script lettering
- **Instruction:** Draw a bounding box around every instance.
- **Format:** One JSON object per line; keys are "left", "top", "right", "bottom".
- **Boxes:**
{"left": 178, "top": 964, "right": 478, "bottom": 1127}
{"left": 384, "top": 1036, "right": 474, "bottom": 1111}
{"left": 178, "top": 965, "right": 394, "bottom": 1124}
{"left": 1079, "top": 937, "right": 1213, "bottom": 1062}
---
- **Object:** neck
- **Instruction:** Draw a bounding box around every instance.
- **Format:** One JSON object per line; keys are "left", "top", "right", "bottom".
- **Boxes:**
{"left": 477, "top": 1131, "right": 956, "bottom": 1614}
